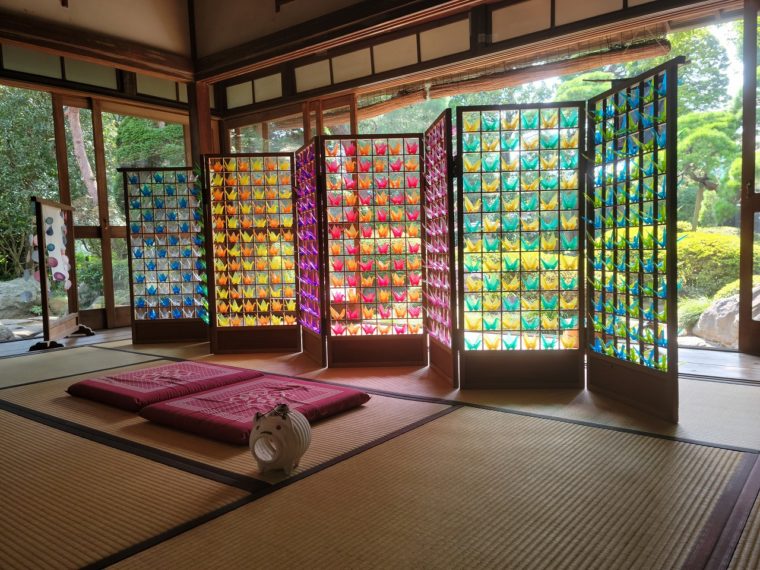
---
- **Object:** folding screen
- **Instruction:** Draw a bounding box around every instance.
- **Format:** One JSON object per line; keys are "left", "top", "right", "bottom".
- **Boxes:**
{"left": 28, "top": 197, "right": 92, "bottom": 350}
{"left": 586, "top": 59, "right": 681, "bottom": 422}
{"left": 204, "top": 154, "right": 301, "bottom": 353}
{"left": 122, "top": 168, "right": 209, "bottom": 343}
{"left": 295, "top": 142, "right": 327, "bottom": 366}
{"left": 320, "top": 135, "right": 428, "bottom": 366}
{"left": 423, "top": 110, "right": 458, "bottom": 384}
{"left": 456, "top": 104, "right": 585, "bottom": 388}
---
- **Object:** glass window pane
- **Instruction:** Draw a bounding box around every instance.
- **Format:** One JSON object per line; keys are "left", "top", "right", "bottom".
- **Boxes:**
{"left": 63, "top": 106, "right": 99, "bottom": 226}
{"left": 230, "top": 124, "right": 262, "bottom": 153}
{"left": 267, "top": 114, "right": 304, "bottom": 152}
{"left": 0, "top": 85, "right": 59, "bottom": 338}
{"left": 323, "top": 105, "right": 350, "bottom": 135}
{"left": 230, "top": 115, "right": 304, "bottom": 153}
{"left": 76, "top": 238, "right": 104, "bottom": 309}
{"left": 103, "top": 113, "right": 187, "bottom": 225}
{"left": 111, "top": 238, "right": 130, "bottom": 308}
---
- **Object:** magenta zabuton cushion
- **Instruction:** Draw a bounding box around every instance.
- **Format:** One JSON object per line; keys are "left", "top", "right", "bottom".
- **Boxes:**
{"left": 139, "top": 375, "right": 371, "bottom": 445}
{"left": 67, "top": 361, "right": 263, "bottom": 412}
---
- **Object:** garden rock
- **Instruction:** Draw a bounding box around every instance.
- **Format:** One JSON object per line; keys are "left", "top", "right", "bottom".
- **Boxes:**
{"left": 0, "top": 323, "right": 14, "bottom": 341}
{"left": 0, "top": 278, "right": 41, "bottom": 318}
{"left": 694, "top": 285, "right": 760, "bottom": 348}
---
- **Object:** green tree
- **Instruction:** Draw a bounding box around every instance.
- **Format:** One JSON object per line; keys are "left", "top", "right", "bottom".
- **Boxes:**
{"left": 554, "top": 71, "right": 613, "bottom": 102}
{"left": 0, "top": 86, "right": 59, "bottom": 279}
{"left": 613, "top": 28, "right": 730, "bottom": 113}
{"left": 361, "top": 98, "right": 449, "bottom": 134}
{"left": 700, "top": 153, "right": 742, "bottom": 227}
{"left": 677, "top": 108, "right": 740, "bottom": 229}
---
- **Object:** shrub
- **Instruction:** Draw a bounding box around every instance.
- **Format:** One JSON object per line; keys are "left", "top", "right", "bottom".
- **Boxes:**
{"left": 677, "top": 231, "right": 752, "bottom": 298}
{"left": 676, "top": 221, "right": 692, "bottom": 233}
{"left": 714, "top": 275, "right": 760, "bottom": 300}
{"left": 678, "top": 297, "right": 712, "bottom": 334}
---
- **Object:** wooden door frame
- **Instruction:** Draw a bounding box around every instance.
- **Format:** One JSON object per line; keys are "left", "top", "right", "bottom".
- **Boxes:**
{"left": 740, "top": 0, "right": 760, "bottom": 354}
{"left": 52, "top": 93, "right": 193, "bottom": 330}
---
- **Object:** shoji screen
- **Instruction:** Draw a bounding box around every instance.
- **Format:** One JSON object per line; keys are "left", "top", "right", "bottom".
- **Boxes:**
{"left": 320, "top": 135, "right": 427, "bottom": 366}
{"left": 586, "top": 59, "right": 681, "bottom": 422}
{"left": 423, "top": 110, "right": 458, "bottom": 384}
{"left": 295, "top": 141, "right": 327, "bottom": 365}
{"left": 456, "top": 104, "right": 585, "bottom": 387}
{"left": 122, "top": 167, "right": 208, "bottom": 343}
{"left": 204, "top": 154, "right": 301, "bottom": 353}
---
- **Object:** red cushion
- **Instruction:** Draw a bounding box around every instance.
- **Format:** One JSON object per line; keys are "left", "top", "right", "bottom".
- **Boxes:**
{"left": 140, "top": 375, "right": 370, "bottom": 445}
{"left": 67, "top": 362, "right": 263, "bottom": 412}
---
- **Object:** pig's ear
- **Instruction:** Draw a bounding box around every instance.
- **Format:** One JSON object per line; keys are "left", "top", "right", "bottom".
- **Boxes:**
{"left": 255, "top": 412, "right": 264, "bottom": 421}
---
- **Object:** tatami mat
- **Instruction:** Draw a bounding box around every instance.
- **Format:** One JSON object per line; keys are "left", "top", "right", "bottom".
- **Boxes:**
{"left": 730, "top": 489, "right": 760, "bottom": 569}
{"left": 0, "top": 371, "right": 449, "bottom": 484}
{"left": 0, "top": 346, "right": 161, "bottom": 388}
{"left": 113, "top": 406, "right": 743, "bottom": 569}
{"left": 0, "top": 411, "right": 247, "bottom": 569}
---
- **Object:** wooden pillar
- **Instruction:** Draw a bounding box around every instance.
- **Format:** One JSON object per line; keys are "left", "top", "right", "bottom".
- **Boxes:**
{"left": 188, "top": 81, "right": 214, "bottom": 166}
{"left": 262, "top": 121, "right": 270, "bottom": 152}
{"left": 316, "top": 100, "right": 324, "bottom": 136}
{"left": 91, "top": 99, "right": 116, "bottom": 327}
{"left": 349, "top": 93, "right": 358, "bottom": 134}
{"left": 303, "top": 102, "right": 311, "bottom": 143}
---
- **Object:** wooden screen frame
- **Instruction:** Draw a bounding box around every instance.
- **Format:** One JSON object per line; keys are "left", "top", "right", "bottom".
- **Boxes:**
{"left": 203, "top": 152, "right": 302, "bottom": 354}
{"left": 585, "top": 57, "right": 683, "bottom": 423}
{"left": 30, "top": 197, "right": 82, "bottom": 346}
{"left": 319, "top": 133, "right": 429, "bottom": 367}
{"left": 295, "top": 138, "right": 328, "bottom": 366}
{"left": 120, "top": 167, "right": 209, "bottom": 344}
{"left": 455, "top": 102, "right": 586, "bottom": 389}
{"left": 423, "top": 109, "right": 459, "bottom": 385}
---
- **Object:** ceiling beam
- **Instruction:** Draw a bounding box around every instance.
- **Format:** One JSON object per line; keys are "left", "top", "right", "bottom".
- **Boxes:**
{"left": 194, "top": 0, "right": 507, "bottom": 82}
{"left": 0, "top": 9, "right": 193, "bottom": 82}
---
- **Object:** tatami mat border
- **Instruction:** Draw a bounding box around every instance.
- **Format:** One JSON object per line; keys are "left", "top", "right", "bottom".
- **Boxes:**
{"left": 0, "top": 330, "right": 132, "bottom": 360}
{"left": 92, "top": 345, "right": 187, "bottom": 362}
{"left": 680, "top": 372, "right": 760, "bottom": 388}
{"left": 2, "top": 342, "right": 758, "bottom": 454}
{"left": 717, "top": 455, "right": 760, "bottom": 569}
{"left": 683, "top": 453, "right": 760, "bottom": 569}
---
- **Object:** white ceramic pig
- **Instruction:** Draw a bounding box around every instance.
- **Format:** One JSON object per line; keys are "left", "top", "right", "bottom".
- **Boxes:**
{"left": 249, "top": 404, "right": 311, "bottom": 475}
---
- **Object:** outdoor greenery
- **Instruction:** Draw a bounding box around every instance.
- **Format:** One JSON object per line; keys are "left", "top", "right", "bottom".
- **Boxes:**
{"left": 0, "top": 87, "right": 58, "bottom": 279}
{"left": 0, "top": 86, "right": 186, "bottom": 324}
